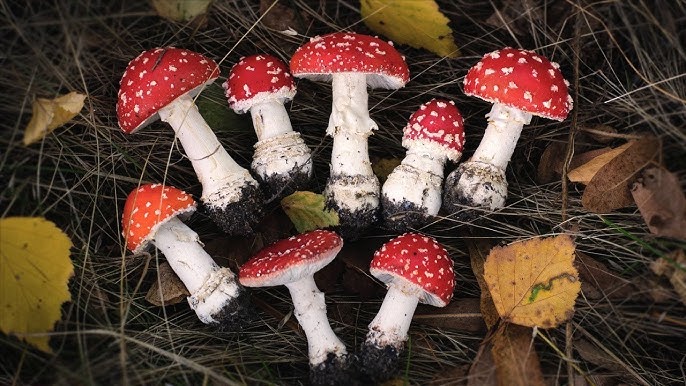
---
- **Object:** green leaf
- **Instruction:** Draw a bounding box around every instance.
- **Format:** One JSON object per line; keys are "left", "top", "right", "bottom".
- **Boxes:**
{"left": 195, "top": 83, "right": 253, "bottom": 133}
{"left": 281, "top": 191, "right": 340, "bottom": 233}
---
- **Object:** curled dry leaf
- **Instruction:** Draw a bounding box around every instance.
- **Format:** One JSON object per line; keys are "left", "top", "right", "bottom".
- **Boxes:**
{"left": 145, "top": 262, "right": 190, "bottom": 306}
{"left": 361, "top": 0, "right": 460, "bottom": 58}
{"left": 484, "top": 234, "right": 581, "bottom": 328}
{"left": 650, "top": 249, "right": 686, "bottom": 305}
{"left": 23, "top": 91, "right": 86, "bottom": 146}
{"left": 567, "top": 143, "right": 630, "bottom": 185}
{"left": 259, "top": 0, "right": 304, "bottom": 35}
{"left": 631, "top": 166, "right": 686, "bottom": 240}
{"left": 581, "top": 136, "right": 660, "bottom": 213}
{"left": 575, "top": 251, "right": 636, "bottom": 300}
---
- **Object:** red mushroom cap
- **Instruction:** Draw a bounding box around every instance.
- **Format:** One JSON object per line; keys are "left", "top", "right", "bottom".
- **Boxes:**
{"left": 370, "top": 233, "right": 455, "bottom": 307}
{"left": 117, "top": 47, "right": 220, "bottom": 134}
{"left": 223, "top": 54, "right": 296, "bottom": 114}
{"left": 121, "top": 183, "right": 196, "bottom": 253}
{"left": 463, "top": 47, "right": 573, "bottom": 121}
{"left": 290, "top": 32, "right": 410, "bottom": 89}
{"left": 402, "top": 99, "right": 465, "bottom": 162}
{"left": 239, "top": 230, "right": 343, "bottom": 287}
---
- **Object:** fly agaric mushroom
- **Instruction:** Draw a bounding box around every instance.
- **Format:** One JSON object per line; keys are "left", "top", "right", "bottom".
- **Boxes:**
{"left": 122, "top": 183, "right": 251, "bottom": 327}
{"left": 360, "top": 232, "right": 455, "bottom": 382}
{"left": 117, "top": 47, "right": 263, "bottom": 235}
{"left": 443, "top": 47, "right": 573, "bottom": 212}
{"left": 239, "top": 230, "right": 353, "bottom": 385}
{"left": 223, "top": 54, "right": 312, "bottom": 198}
{"left": 290, "top": 32, "right": 410, "bottom": 237}
{"left": 381, "top": 99, "right": 465, "bottom": 231}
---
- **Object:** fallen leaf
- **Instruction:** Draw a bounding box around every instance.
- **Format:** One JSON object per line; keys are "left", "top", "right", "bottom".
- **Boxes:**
{"left": 631, "top": 166, "right": 686, "bottom": 240}
{"left": 490, "top": 324, "right": 545, "bottom": 386}
{"left": 650, "top": 249, "right": 686, "bottom": 305}
{"left": 582, "top": 136, "right": 660, "bottom": 213}
{"left": 372, "top": 157, "right": 402, "bottom": 183}
{"left": 361, "top": 0, "right": 459, "bottom": 58}
{"left": 484, "top": 235, "right": 581, "bottom": 328}
{"left": 414, "top": 298, "right": 485, "bottom": 333}
{"left": 467, "top": 239, "right": 545, "bottom": 386}
{"left": 0, "top": 217, "right": 74, "bottom": 352}
{"left": 196, "top": 83, "right": 253, "bottom": 134}
{"left": 23, "top": 91, "right": 86, "bottom": 146}
{"left": 466, "top": 239, "right": 500, "bottom": 329}
{"left": 151, "top": 0, "right": 212, "bottom": 22}
{"left": 580, "top": 124, "right": 619, "bottom": 144}
{"left": 281, "top": 191, "right": 339, "bottom": 233}
{"left": 259, "top": 0, "right": 303, "bottom": 34}
{"left": 536, "top": 142, "right": 566, "bottom": 184}
{"left": 146, "top": 262, "right": 190, "bottom": 306}
{"left": 568, "top": 142, "right": 632, "bottom": 184}
{"left": 575, "top": 251, "right": 636, "bottom": 300}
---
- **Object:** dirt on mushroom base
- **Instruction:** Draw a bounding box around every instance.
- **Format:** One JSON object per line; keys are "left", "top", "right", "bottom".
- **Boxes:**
{"left": 256, "top": 165, "right": 312, "bottom": 201}
{"left": 381, "top": 195, "right": 434, "bottom": 232}
{"left": 204, "top": 183, "right": 265, "bottom": 235}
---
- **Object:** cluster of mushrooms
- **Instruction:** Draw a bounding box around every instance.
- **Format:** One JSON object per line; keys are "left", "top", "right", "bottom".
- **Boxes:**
{"left": 118, "top": 32, "right": 572, "bottom": 385}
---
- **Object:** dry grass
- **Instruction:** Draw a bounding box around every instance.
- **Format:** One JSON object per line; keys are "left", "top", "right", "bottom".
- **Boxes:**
{"left": 1, "top": 0, "right": 685, "bottom": 385}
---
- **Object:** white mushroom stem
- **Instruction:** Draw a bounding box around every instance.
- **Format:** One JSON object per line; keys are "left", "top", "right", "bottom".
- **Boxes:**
{"left": 366, "top": 284, "right": 420, "bottom": 348}
{"left": 284, "top": 276, "right": 347, "bottom": 366}
{"left": 382, "top": 142, "right": 446, "bottom": 215}
{"left": 470, "top": 103, "right": 532, "bottom": 170}
{"left": 152, "top": 216, "right": 240, "bottom": 324}
{"left": 158, "top": 93, "right": 256, "bottom": 204}
{"left": 328, "top": 73, "right": 377, "bottom": 177}
{"left": 249, "top": 99, "right": 294, "bottom": 141}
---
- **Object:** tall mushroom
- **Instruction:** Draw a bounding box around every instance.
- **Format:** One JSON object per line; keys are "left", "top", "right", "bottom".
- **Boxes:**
{"left": 443, "top": 47, "right": 573, "bottom": 212}
{"left": 239, "top": 230, "right": 353, "bottom": 385}
{"left": 223, "top": 54, "right": 312, "bottom": 198}
{"left": 290, "top": 32, "right": 410, "bottom": 237}
{"left": 360, "top": 233, "right": 455, "bottom": 382}
{"left": 381, "top": 99, "right": 465, "bottom": 231}
{"left": 117, "top": 47, "right": 263, "bottom": 235}
{"left": 121, "top": 183, "right": 251, "bottom": 327}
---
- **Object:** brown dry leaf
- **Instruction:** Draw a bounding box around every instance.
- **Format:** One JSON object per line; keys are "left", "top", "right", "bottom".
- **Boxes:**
{"left": 582, "top": 136, "right": 660, "bottom": 213}
{"left": 631, "top": 166, "right": 686, "bottom": 240}
{"left": 650, "top": 249, "right": 686, "bottom": 305}
{"left": 576, "top": 251, "right": 635, "bottom": 300}
{"left": 484, "top": 235, "right": 581, "bottom": 328}
{"left": 580, "top": 124, "right": 619, "bottom": 144}
{"left": 259, "top": 0, "right": 302, "bottom": 35}
{"left": 568, "top": 142, "right": 632, "bottom": 184}
{"left": 414, "top": 298, "right": 485, "bottom": 333}
{"left": 23, "top": 91, "right": 86, "bottom": 146}
{"left": 145, "top": 262, "right": 190, "bottom": 306}
{"left": 466, "top": 239, "right": 500, "bottom": 328}
{"left": 490, "top": 324, "right": 545, "bottom": 386}
{"left": 536, "top": 142, "right": 566, "bottom": 184}
{"left": 467, "top": 341, "right": 498, "bottom": 386}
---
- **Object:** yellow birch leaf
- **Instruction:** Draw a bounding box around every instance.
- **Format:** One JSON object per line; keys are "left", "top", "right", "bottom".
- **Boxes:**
{"left": 0, "top": 217, "right": 74, "bottom": 353}
{"left": 23, "top": 91, "right": 86, "bottom": 146}
{"left": 567, "top": 141, "right": 633, "bottom": 184}
{"left": 483, "top": 235, "right": 580, "bottom": 328}
{"left": 361, "top": 0, "right": 459, "bottom": 58}
{"left": 281, "top": 191, "right": 340, "bottom": 233}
